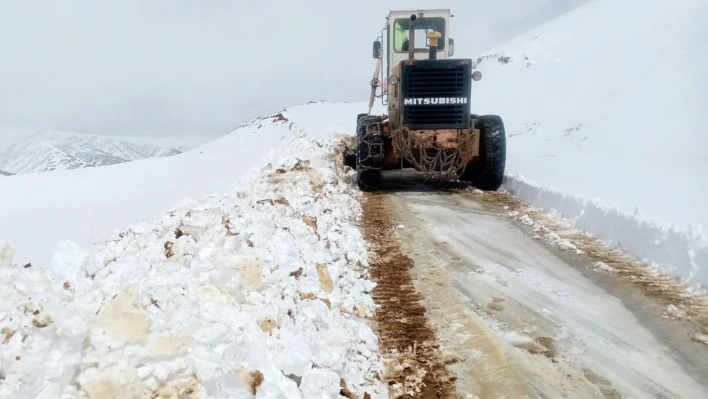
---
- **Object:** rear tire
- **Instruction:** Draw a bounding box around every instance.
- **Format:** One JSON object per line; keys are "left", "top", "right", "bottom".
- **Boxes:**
{"left": 356, "top": 116, "right": 383, "bottom": 191}
{"left": 460, "top": 115, "right": 506, "bottom": 190}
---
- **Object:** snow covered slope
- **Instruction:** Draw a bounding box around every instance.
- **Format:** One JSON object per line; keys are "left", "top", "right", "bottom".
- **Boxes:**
{"left": 0, "top": 129, "right": 201, "bottom": 174}
{"left": 0, "top": 105, "right": 387, "bottom": 398}
{"left": 472, "top": 0, "right": 708, "bottom": 286}
{"left": 0, "top": 103, "right": 370, "bottom": 268}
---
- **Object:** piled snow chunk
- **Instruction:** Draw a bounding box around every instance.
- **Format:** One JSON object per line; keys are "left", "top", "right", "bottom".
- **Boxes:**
{"left": 300, "top": 368, "right": 342, "bottom": 398}
{"left": 0, "top": 244, "right": 90, "bottom": 399}
{"left": 506, "top": 210, "right": 583, "bottom": 254}
{"left": 593, "top": 261, "right": 613, "bottom": 273}
{"left": 663, "top": 304, "right": 687, "bottom": 319}
{"left": 0, "top": 134, "right": 386, "bottom": 398}
{"left": 694, "top": 333, "right": 708, "bottom": 345}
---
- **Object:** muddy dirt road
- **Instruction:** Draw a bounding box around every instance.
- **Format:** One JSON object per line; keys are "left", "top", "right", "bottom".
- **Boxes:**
{"left": 362, "top": 171, "right": 708, "bottom": 399}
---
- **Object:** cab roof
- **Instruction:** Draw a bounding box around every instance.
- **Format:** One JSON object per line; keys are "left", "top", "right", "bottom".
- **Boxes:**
{"left": 387, "top": 9, "right": 451, "bottom": 20}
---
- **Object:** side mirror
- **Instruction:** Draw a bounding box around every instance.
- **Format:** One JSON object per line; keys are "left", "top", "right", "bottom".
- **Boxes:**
{"left": 372, "top": 41, "right": 382, "bottom": 59}
{"left": 448, "top": 38, "right": 455, "bottom": 57}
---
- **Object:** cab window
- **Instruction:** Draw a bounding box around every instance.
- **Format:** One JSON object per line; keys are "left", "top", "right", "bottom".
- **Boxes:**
{"left": 393, "top": 17, "right": 446, "bottom": 52}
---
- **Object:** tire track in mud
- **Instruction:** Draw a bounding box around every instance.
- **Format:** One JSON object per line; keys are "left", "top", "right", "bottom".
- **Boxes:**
{"left": 362, "top": 192, "right": 455, "bottom": 398}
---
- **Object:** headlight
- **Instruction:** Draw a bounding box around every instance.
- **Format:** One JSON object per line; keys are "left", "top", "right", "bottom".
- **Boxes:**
{"left": 389, "top": 75, "right": 400, "bottom": 85}
{"left": 471, "top": 71, "right": 483, "bottom": 81}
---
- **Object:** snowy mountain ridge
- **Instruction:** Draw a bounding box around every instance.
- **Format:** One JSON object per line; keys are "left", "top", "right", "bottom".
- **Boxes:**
{"left": 0, "top": 128, "right": 203, "bottom": 174}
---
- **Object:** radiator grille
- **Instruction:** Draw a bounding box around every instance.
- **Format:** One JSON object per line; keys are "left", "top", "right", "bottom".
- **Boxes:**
{"left": 401, "top": 61, "right": 471, "bottom": 129}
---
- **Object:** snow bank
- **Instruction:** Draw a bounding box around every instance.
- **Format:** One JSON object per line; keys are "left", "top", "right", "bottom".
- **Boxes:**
{"left": 472, "top": 0, "right": 708, "bottom": 286}
{"left": 0, "top": 130, "right": 386, "bottom": 398}
{"left": 0, "top": 102, "right": 380, "bottom": 267}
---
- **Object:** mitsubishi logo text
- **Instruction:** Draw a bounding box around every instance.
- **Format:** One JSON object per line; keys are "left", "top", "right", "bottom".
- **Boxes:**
{"left": 403, "top": 97, "right": 468, "bottom": 106}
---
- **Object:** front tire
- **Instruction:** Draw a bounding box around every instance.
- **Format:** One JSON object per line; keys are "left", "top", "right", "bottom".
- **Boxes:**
{"left": 356, "top": 113, "right": 368, "bottom": 125}
{"left": 461, "top": 114, "right": 506, "bottom": 190}
{"left": 356, "top": 116, "right": 383, "bottom": 191}
{"left": 345, "top": 113, "right": 372, "bottom": 170}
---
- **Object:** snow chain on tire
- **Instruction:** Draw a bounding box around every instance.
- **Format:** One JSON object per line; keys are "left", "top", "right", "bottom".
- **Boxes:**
{"left": 390, "top": 126, "right": 472, "bottom": 179}
{"left": 356, "top": 117, "right": 384, "bottom": 190}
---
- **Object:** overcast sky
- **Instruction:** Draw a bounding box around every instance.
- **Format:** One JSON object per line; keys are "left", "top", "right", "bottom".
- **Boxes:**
{"left": 0, "top": 0, "right": 587, "bottom": 138}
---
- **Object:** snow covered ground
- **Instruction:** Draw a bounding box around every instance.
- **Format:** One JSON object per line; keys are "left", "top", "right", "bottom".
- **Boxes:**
{"left": 5, "top": 0, "right": 702, "bottom": 288}
{"left": 0, "top": 103, "right": 374, "bottom": 268}
{"left": 472, "top": 0, "right": 708, "bottom": 287}
{"left": 0, "top": 105, "right": 387, "bottom": 398}
{"left": 2, "top": 0, "right": 706, "bottom": 394}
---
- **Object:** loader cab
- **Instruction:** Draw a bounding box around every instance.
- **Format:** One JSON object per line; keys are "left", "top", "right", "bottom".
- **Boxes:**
{"left": 371, "top": 9, "right": 454, "bottom": 78}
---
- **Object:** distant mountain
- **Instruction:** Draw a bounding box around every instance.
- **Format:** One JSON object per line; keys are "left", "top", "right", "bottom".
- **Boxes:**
{"left": 0, "top": 170, "right": 13, "bottom": 176}
{"left": 0, "top": 129, "right": 203, "bottom": 174}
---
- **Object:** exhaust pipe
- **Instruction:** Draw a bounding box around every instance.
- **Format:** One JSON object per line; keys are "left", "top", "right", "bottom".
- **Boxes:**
{"left": 427, "top": 31, "right": 441, "bottom": 60}
{"left": 408, "top": 14, "right": 416, "bottom": 60}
